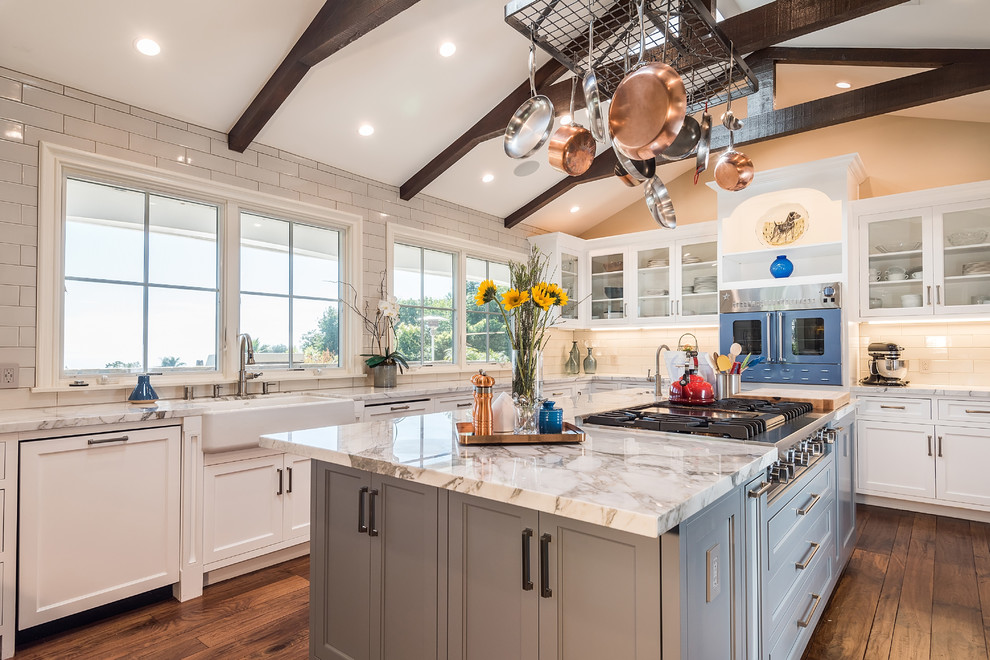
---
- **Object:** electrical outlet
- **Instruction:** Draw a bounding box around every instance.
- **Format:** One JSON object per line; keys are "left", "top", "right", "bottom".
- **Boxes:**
{"left": 919, "top": 359, "right": 931, "bottom": 373}
{"left": 706, "top": 543, "right": 721, "bottom": 602}
{"left": 0, "top": 364, "right": 17, "bottom": 389}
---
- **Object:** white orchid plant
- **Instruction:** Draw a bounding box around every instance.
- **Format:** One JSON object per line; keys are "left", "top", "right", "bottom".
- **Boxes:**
{"left": 343, "top": 273, "right": 409, "bottom": 373}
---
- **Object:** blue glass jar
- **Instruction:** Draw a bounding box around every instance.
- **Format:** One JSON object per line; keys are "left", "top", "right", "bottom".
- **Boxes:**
{"left": 128, "top": 374, "right": 159, "bottom": 403}
{"left": 539, "top": 400, "right": 563, "bottom": 434}
{"left": 770, "top": 255, "right": 794, "bottom": 278}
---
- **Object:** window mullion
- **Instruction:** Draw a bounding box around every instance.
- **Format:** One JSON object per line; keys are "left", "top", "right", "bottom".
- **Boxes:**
{"left": 142, "top": 192, "right": 150, "bottom": 372}
{"left": 288, "top": 221, "right": 294, "bottom": 369}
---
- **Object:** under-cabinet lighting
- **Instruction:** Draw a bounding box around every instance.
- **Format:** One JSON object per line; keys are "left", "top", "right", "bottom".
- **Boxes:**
{"left": 835, "top": 81, "right": 852, "bottom": 89}
{"left": 864, "top": 317, "right": 989, "bottom": 325}
{"left": 358, "top": 124, "right": 375, "bottom": 136}
{"left": 439, "top": 42, "right": 456, "bottom": 57}
{"left": 589, "top": 324, "right": 719, "bottom": 331}
{"left": 481, "top": 173, "right": 495, "bottom": 183}
{"left": 135, "top": 38, "right": 161, "bottom": 57}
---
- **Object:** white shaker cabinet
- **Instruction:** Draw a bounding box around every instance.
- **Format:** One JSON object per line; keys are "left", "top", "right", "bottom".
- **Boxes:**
{"left": 203, "top": 450, "right": 310, "bottom": 567}
{"left": 934, "top": 426, "right": 990, "bottom": 507}
{"left": 18, "top": 426, "right": 181, "bottom": 629}
{"left": 856, "top": 420, "right": 935, "bottom": 500}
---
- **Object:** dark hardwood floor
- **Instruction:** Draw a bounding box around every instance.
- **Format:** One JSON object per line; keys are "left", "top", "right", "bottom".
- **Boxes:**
{"left": 805, "top": 503, "right": 990, "bottom": 660}
{"left": 13, "top": 557, "right": 311, "bottom": 659}
{"left": 12, "top": 504, "right": 990, "bottom": 659}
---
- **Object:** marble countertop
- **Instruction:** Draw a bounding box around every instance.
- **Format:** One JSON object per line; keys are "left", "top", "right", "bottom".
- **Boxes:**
{"left": 261, "top": 389, "right": 777, "bottom": 538}
{"left": 0, "top": 399, "right": 210, "bottom": 435}
{"left": 339, "top": 374, "right": 648, "bottom": 401}
{"left": 850, "top": 384, "right": 990, "bottom": 397}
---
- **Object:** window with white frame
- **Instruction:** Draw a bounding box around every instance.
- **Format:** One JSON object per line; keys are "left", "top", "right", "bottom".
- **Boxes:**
{"left": 393, "top": 243, "right": 455, "bottom": 364}
{"left": 466, "top": 257, "right": 510, "bottom": 362}
{"left": 62, "top": 177, "right": 219, "bottom": 375}
{"left": 239, "top": 212, "right": 342, "bottom": 368}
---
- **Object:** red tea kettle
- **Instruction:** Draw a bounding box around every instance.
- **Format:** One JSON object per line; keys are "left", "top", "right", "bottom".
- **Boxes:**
{"left": 668, "top": 336, "right": 714, "bottom": 405}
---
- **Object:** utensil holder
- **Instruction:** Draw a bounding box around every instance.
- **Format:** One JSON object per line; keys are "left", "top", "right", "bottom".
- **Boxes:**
{"left": 715, "top": 373, "right": 740, "bottom": 400}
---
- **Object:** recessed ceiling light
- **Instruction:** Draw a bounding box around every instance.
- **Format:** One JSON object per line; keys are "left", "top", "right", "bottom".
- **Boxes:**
{"left": 560, "top": 114, "right": 572, "bottom": 125}
{"left": 358, "top": 124, "right": 375, "bottom": 136}
{"left": 835, "top": 81, "right": 852, "bottom": 89}
{"left": 439, "top": 42, "right": 456, "bottom": 57}
{"left": 570, "top": 206, "right": 580, "bottom": 213}
{"left": 482, "top": 173, "right": 495, "bottom": 183}
{"left": 134, "top": 38, "right": 161, "bottom": 57}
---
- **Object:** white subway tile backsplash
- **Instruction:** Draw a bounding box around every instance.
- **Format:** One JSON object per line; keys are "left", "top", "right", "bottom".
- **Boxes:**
{"left": 278, "top": 173, "right": 318, "bottom": 195}
{"left": 0, "top": 303, "right": 35, "bottom": 325}
{"left": 0, "top": 139, "right": 37, "bottom": 165}
{"left": 258, "top": 182, "right": 299, "bottom": 200}
{"left": 0, "top": 119, "right": 23, "bottom": 143}
{"left": 0, "top": 327, "right": 16, "bottom": 346}
{"left": 297, "top": 164, "right": 334, "bottom": 187}
{"left": 23, "top": 85, "right": 94, "bottom": 121}
{"left": 0, "top": 201, "right": 18, "bottom": 224}
{"left": 95, "top": 142, "right": 156, "bottom": 167}
{"left": 18, "top": 325, "right": 34, "bottom": 347}
{"left": 317, "top": 184, "right": 352, "bottom": 205}
{"left": 19, "top": 205, "right": 36, "bottom": 226}
{"left": 210, "top": 170, "right": 259, "bottom": 191}
{"left": 0, "top": 96, "right": 62, "bottom": 132}
{"left": 64, "top": 87, "right": 129, "bottom": 113}
{"left": 0, "top": 243, "right": 17, "bottom": 264}
{"left": 0, "top": 284, "right": 16, "bottom": 306}
{"left": 156, "top": 156, "right": 211, "bottom": 180}
{"left": 156, "top": 123, "right": 211, "bottom": 152}
{"left": 0, "top": 77, "right": 21, "bottom": 102}
{"left": 183, "top": 149, "right": 236, "bottom": 175}
{"left": 278, "top": 150, "right": 318, "bottom": 169}
{"left": 234, "top": 161, "right": 279, "bottom": 186}
{"left": 259, "top": 152, "right": 298, "bottom": 177}
{"left": 95, "top": 105, "right": 156, "bottom": 137}
{"left": 210, "top": 138, "right": 258, "bottom": 166}
{"left": 23, "top": 125, "right": 95, "bottom": 152}
{"left": 0, "top": 160, "right": 19, "bottom": 184}
{"left": 129, "top": 133, "right": 185, "bottom": 160}
{"left": 0, "top": 220, "right": 37, "bottom": 246}
{"left": 0, "top": 180, "right": 36, "bottom": 205}
{"left": 65, "top": 117, "right": 127, "bottom": 148}
{"left": 19, "top": 285, "right": 35, "bottom": 306}
{"left": 130, "top": 106, "right": 186, "bottom": 130}
{"left": 334, "top": 175, "right": 369, "bottom": 196}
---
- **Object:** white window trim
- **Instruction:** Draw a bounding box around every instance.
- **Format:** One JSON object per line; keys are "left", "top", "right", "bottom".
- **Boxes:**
{"left": 386, "top": 223, "right": 526, "bottom": 373}
{"left": 37, "top": 142, "right": 363, "bottom": 391}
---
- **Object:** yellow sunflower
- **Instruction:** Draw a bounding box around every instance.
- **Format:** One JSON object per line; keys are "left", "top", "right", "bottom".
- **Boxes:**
{"left": 474, "top": 279, "right": 497, "bottom": 306}
{"left": 531, "top": 283, "right": 554, "bottom": 310}
{"left": 502, "top": 288, "right": 529, "bottom": 311}
{"left": 546, "top": 282, "right": 569, "bottom": 306}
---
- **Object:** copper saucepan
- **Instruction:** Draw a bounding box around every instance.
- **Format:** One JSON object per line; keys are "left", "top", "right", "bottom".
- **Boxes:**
{"left": 608, "top": 1, "right": 686, "bottom": 161}
{"left": 713, "top": 49, "right": 755, "bottom": 191}
{"left": 548, "top": 78, "right": 596, "bottom": 176}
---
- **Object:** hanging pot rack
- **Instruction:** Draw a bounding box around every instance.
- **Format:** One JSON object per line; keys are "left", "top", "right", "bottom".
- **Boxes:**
{"left": 503, "top": 0, "right": 759, "bottom": 116}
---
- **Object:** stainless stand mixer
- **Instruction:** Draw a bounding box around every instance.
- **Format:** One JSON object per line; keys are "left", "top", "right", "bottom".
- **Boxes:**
{"left": 860, "top": 342, "right": 909, "bottom": 386}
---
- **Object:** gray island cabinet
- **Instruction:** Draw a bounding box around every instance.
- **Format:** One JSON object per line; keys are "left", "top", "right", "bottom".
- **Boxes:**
{"left": 261, "top": 390, "right": 788, "bottom": 660}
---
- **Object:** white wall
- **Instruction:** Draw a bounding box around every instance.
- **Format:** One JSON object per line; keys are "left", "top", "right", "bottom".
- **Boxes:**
{"left": 0, "top": 66, "right": 540, "bottom": 410}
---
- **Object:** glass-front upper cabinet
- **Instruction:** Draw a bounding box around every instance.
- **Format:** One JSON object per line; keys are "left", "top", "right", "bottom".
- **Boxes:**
{"left": 590, "top": 250, "right": 626, "bottom": 321}
{"left": 859, "top": 209, "right": 933, "bottom": 316}
{"left": 635, "top": 247, "right": 671, "bottom": 320}
{"left": 560, "top": 251, "right": 580, "bottom": 320}
{"left": 935, "top": 201, "right": 990, "bottom": 312}
{"left": 677, "top": 239, "right": 718, "bottom": 319}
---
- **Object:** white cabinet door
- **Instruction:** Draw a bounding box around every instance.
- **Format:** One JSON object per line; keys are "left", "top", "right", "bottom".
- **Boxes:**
{"left": 19, "top": 426, "right": 181, "bottom": 629}
{"left": 859, "top": 208, "right": 934, "bottom": 318}
{"left": 856, "top": 420, "right": 935, "bottom": 499}
{"left": 935, "top": 425, "right": 990, "bottom": 507}
{"left": 674, "top": 236, "right": 719, "bottom": 322}
{"left": 203, "top": 454, "right": 284, "bottom": 565}
{"left": 283, "top": 456, "right": 312, "bottom": 542}
{"left": 933, "top": 199, "right": 990, "bottom": 314}
{"left": 588, "top": 248, "right": 629, "bottom": 323}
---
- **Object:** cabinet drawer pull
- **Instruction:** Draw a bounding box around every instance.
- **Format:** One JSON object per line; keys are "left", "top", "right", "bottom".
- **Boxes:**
{"left": 795, "top": 542, "right": 821, "bottom": 570}
{"left": 456, "top": 402, "right": 472, "bottom": 408}
{"left": 964, "top": 409, "right": 990, "bottom": 414}
{"left": 927, "top": 434, "right": 933, "bottom": 457}
{"left": 748, "top": 481, "right": 772, "bottom": 498}
{"left": 936, "top": 284, "right": 942, "bottom": 305}
{"left": 797, "top": 593, "right": 822, "bottom": 628}
{"left": 358, "top": 486, "right": 369, "bottom": 533}
{"left": 87, "top": 435, "right": 129, "bottom": 445}
{"left": 390, "top": 405, "right": 411, "bottom": 411}
{"left": 938, "top": 435, "right": 943, "bottom": 458}
{"left": 797, "top": 493, "right": 821, "bottom": 516}
{"left": 927, "top": 285, "right": 932, "bottom": 306}
{"left": 550, "top": 391, "right": 565, "bottom": 396}
{"left": 368, "top": 488, "right": 379, "bottom": 537}
{"left": 276, "top": 468, "right": 283, "bottom": 495}
{"left": 286, "top": 466, "right": 293, "bottom": 493}
{"left": 539, "top": 533, "right": 552, "bottom": 598}
{"left": 522, "top": 529, "right": 534, "bottom": 591}
{"left": 879, "top": 405, "right": 906, "bottom": 410}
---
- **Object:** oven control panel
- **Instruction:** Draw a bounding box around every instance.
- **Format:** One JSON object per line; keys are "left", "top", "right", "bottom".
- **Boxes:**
{"left": 719, "top": 282, "right": 841, "bottom": 313}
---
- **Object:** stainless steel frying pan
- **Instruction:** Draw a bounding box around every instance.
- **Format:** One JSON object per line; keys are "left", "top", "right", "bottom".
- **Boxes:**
{"left": 504, "top": 37, "right": 555, "bottom": 159}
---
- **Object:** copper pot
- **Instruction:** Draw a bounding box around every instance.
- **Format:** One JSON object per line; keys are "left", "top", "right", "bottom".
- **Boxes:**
{"left": 607, "top": 1, "right": 686, "bottom": 160}
{"left": 714, "top": 147, "right": 755, "bottom": 191}
{"left": 548, "top": 79, "right": 596, "bottom": 176}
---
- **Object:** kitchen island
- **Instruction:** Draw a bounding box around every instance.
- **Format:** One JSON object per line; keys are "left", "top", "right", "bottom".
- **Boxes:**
{"left": 261, "top": 389, "right": 849, "bottom": 660}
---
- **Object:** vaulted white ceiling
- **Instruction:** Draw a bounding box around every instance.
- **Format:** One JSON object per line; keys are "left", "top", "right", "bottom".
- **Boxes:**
{"left": 1, "top": 0, "right": 988, "bottom": 235}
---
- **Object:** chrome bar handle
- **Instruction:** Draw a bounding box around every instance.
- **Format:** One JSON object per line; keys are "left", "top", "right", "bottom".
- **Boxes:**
{"left": 797, "top": 492, "right": 821, "bottom": 516}
{"left": 936, "top": 285, "right": 942, "bottom": 305}
{"left": 766, "top": 313, "right": 774, "bottom": 363}
{"left": 795, "top": 542, "right": 821, "bottom": 570}
{"left": 798, "top": 594, "right": 822, "bottom": 628}
{"left": 964, "top": 409, "right": 990, "bottom": 414}
{"left": 777, "top": 313, "right": 785, "bottom": 364}
{"left": 927, "top": 285, "right": 932, "bottom": 306}
{"left": 87, "top": 435, "right": 129, "bottom": 445}
{"left": 748, "top": 481, "right": 773, "bottom": 498}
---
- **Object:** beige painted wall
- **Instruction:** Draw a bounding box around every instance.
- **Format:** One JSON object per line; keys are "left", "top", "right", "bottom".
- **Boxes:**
{"left": 581, "top": 115, "right": 990, "bottom": 239}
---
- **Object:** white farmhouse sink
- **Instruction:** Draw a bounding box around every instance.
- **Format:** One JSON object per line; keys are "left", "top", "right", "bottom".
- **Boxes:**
{"left": 200, "top": 394, "right": 356, "bottom": 453}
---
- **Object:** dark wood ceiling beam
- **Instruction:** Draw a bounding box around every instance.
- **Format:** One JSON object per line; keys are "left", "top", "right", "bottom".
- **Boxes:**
{"left": 401, "top": 0, "right": 907, "bottom": 201}
{"left": 719, "top": 0, "right": 907, "bottom": 54}
{"left": 228, "top": 0, "right": 423, "bottom": 153}
{"left": 765, "top": 47, "right": 990, "bottom": 68}
{"left": 504, "top": 57, "right": 990, "bottom": 228}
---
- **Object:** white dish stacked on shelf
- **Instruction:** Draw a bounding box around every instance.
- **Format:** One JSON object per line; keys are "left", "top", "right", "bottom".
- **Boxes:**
{"left": 900, "top": 294, "right": 924, "bottom": 307}
{"left": 683, "top": 255, "right": 702, "bottom": 264}
{"left": 947, "top": 230, "right": 988, "bottom": 246}
{"left": 962, "top": 261, "right": 990, "bottom": 275}
{"left": 682, "top": 285, "right": 694, "bottom": 294}
{"left": 693, "top": 275, "right": 717, "bottom": 293}
{"left": 646, "top": 258, "right": 668, "bottom": 268}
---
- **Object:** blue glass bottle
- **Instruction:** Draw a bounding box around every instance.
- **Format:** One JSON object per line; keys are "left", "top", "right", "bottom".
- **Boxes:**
{"left": 770, "top": 255, "right": 794, "bottom": 279}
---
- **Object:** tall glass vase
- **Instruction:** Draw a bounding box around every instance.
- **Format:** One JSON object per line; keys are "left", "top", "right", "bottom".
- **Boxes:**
{"left": 511, "top": 348, "right": 543, "bottom": 433}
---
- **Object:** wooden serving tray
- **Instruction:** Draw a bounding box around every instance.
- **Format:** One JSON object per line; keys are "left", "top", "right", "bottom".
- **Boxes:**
{"left": 730, "top": 388, "right": 850, "bottom": 412}
{"left": 456, "top": 421, "right": 585, "bottom": 445}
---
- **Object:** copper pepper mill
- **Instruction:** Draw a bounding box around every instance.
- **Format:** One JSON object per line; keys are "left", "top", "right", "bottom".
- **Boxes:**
{"left": 470, "top": 369, "right": 495, "bottom": 436}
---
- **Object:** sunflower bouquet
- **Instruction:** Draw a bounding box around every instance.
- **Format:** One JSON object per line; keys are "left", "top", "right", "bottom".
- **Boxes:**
{"left": 474, "top": 247, "right": 569, "bottom": 417}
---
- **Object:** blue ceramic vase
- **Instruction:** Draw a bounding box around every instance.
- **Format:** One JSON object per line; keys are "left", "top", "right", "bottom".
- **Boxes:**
{"left": 770, "top": 255, "right": 794, "bottom": 279}
{"left": 128, "top": 374, "right": 159, "bottom": 403}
